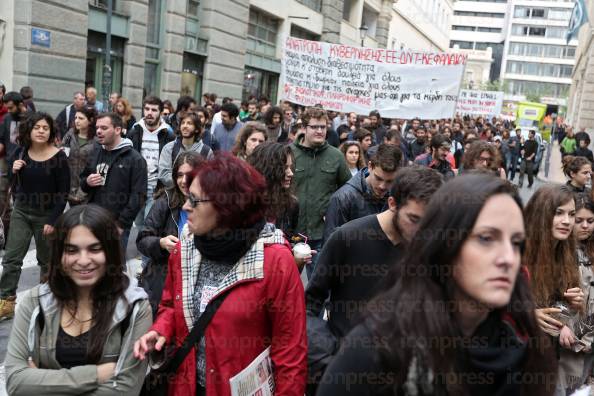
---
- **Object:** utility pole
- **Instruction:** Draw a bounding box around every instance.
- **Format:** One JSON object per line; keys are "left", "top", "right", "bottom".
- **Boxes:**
{"left": 102, "top": 0, "right": 113, "bottom": 108}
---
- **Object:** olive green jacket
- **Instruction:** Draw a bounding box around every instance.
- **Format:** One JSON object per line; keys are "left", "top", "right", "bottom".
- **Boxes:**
{"left": 290, "top": 136, "right": 352, "bottom": 240}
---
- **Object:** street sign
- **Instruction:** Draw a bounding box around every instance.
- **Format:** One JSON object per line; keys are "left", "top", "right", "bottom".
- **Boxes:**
{"left": 31, "top": 28, "right": 51, "bottom": 48}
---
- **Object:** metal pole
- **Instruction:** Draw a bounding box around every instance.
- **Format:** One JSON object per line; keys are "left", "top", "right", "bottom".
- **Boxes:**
{"left": 102, "top": 0, "right": 113, "bottom": 108}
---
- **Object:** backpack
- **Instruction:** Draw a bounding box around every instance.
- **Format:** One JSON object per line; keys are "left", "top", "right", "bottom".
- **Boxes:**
{"left": 170, "top": 140, "right": 211, "bottom": 167}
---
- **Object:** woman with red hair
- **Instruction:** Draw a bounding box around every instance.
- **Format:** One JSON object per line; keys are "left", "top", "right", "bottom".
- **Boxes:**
{"left": 133, "top": 153, "right": 307, "bottom": 396}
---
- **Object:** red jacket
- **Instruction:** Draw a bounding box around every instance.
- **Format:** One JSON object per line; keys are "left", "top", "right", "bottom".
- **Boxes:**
{"left": 151, "top": 232, "right": 307, "bottom": 396}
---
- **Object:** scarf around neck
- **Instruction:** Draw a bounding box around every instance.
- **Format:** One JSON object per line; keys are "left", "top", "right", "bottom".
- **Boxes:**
{"left": 194, "top": 219, "right": 266, "bottom": 263}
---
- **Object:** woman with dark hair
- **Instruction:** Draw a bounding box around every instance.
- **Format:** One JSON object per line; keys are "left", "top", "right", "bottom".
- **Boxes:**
{"left": 5, "top": 204, "right": 152, "bottom": 395}
{"left": 562, "top": 155, "right": 592, "bottom": 194}
{"left": 525, "top": 186, "right": 584, "bottom": 340}
{"left": 263, "top": 105, "right": 287, "bottom": 143}
{"left": 138, "top": 151, "right": 204, "bottom": 316}
{"left": 232, "top": 121, "right": 267, "bottom": 160}
{"left": 339, "top": 140, "right": 366, "bottom": 176}
{"left": 248, "top": 142, "right": 309, "bottom": 270}
{"left": 555, "top": 193, "right": 594, "bottom": 393}
{"left": 134, "top": 153, "right": 307, "bottom": 396}
{"left": 0, "top": 112, "right": 70, "bottom": 321}
{"left": 158, "top": 111, "right": 213, "bottom": 189}
{"left": 61, "top": 105, "right": 97, "bottom": 205}
{"left": 317, "top": 174, "right": 557, "bottom": 395}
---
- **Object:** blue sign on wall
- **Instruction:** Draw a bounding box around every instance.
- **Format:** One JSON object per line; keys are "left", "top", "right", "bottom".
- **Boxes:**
{"left": 31, "top": 28, "right": 51, "bottom": 47}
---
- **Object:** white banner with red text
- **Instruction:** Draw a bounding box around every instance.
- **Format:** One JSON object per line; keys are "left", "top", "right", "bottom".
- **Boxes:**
{"left": 280, "top": 37, "right": 467, "bottom": 119}
{"left": 455, "top": 89, "right": 504, "bottom": 117}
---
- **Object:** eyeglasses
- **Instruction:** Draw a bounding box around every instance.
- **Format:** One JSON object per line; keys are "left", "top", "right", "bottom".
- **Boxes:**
{"left": 307, "top": 125, "right": 326, "bottom": 130}
{"left": 186, "top": 194, "right": 212, "bottom": 208}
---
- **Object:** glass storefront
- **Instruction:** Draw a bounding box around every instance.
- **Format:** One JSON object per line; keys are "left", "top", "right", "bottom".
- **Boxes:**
{"left": 181, "top": 53, "right": 204, "bottom": 99}
{"left": 85, "top": 31, "right": 124, "bottom": 100}
{"left": 243, "top": 67, "right": 278, "bottom": 103}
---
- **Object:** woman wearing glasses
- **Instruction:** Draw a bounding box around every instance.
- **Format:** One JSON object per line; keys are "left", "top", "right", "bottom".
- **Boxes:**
{"left": 136, "top": 151, "right": 204, "bottom": 317}
{"left": 134, "top": 154, "right": 307, "bottom": 396}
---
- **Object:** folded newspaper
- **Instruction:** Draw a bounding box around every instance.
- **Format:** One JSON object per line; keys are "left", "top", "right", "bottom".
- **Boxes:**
{"left": 230, "top": 347, "right": 275, "bottom": 396}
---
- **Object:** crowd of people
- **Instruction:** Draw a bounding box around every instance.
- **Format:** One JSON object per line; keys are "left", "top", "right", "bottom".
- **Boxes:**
{"left": 0, "top": 81, "right": 593, "bottom": 395}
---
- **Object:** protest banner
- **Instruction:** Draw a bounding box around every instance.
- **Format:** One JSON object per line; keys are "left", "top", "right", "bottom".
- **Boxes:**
{"left": 280, "top": 37, "right": 467, "bottom": 119}
{"left": 455, "top": 89, "right": 504, "bottom": 117}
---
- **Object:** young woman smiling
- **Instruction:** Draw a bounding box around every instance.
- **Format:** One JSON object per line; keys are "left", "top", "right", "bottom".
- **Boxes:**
{"left": 5, "top": 205, "right": 152, "bottom": 395}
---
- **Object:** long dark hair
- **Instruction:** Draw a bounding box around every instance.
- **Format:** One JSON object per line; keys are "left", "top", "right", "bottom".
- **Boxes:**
{"left": 575, "top": 192, "right": 594, "bottom": 261}
{"left": 74, "top": 105, "right": 98, "bottom": 140}
{"left": 247, "top": 142, "right": 297, "bottom": 221}
{"left": 367, "top": 174, "right": 555, "bottom": 395}
{"left": 524, "top": 185, "right": 578, "bottom": 307}
{"left": 174, "top": 111, "right": 203, "bottom": 142}
{"left": 160, "top": 151, "right": 205, "bottom": 208}
{"left": 17, "top": 112, "right": 57, "bottom": 148}
{"left": 48, "top": 205, "right": 129, "bottom": 364}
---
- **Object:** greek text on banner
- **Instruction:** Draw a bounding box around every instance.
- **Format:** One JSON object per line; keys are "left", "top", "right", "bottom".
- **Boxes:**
{"left": 280, "top": 37, "right": 467, "bottom": 119}
{"left": 455, "top": 90, "right": 504, "bottom": 116}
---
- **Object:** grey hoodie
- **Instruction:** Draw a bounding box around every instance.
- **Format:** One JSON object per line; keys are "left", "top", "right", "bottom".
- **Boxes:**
{"left": 5, "top": 278, "right": 152, "bottom": 395}
{"left": 158, "top": 138, "right": 214, "bottom": 189}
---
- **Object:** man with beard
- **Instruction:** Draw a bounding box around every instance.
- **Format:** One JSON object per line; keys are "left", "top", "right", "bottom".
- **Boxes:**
{"left": 407, "top": 126, "right": 428, "bottom": 162}
{"left": 414, "top": 133, "right": 455, "bottom": 180}
{"left": 127, "top": 96, "right": 174, "bottom": 224}
{"left": 403, "top": 117, "right": 421, "bottom": 143}
{"left": 305, "top": 166, "right": 443, "bottom": 392}
{"left": 0, "top": 92, "right": 28, "bottom": 162}
{"left": 212, "top": 102, "right": 243, "bottom": 152}
{"left": 368, "top": 110, "right": 387, "bottom": 144}
{"left": 336, "top": 111, "right": 358, "bottom": 143}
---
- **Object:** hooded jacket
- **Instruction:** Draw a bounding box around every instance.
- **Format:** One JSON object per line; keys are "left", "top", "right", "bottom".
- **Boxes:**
{"left": 61, "top": 128, "right": 97, "bottom": 204}
{"left": 157, "top": 137, "right": 213, "bottom": 189}
{"left": 5, "top": 280, "right": 152, "bottom": 396}
{"left": 323, "top": 168, "right": 387, "bottom": 241}
{"left": 126, "top": 119, "right": 174, "bottom": 155}
{"left": 290, "top": 136, "right": 352, "bottom": 240}
{"left": 80, "top": 139, "right": 148, "bottom": 229}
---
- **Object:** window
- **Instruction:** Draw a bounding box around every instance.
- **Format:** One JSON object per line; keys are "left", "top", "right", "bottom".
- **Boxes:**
{"left": 564, "top": 46, "right": 576, "bottom": 59}
{"left": 546, "top": 27, "right": 566, "bottom": 38}
{"left": 295, "top": 0, "right": 321, "bottom": 12}
{"left": 514, "top": 7, "right": 530, "bottom": 18}
{"left": 146, "top": 0, "right": 161, "bottom": 45}
{"left": 549, "top": 8, "right": 572, "bottom": 21}
{"left": 509, "top": 42, "right": 526, "bottom": 56}
{"left": 89, "top": 0, "right": 116, "bottom": 10}
{"left": 512, "top": 25, "right": 526, "bottom": 36}
{"left": 450, "top": 40, "right": 473, "bottom": 49}
{"left": 290, "top": 25, "right": 320, "bottom": 41}
{"left": 361, "top": 6, "right": 379, "bottom": 37}
{"left": 452, "top": 25, "right": 475, "bottom": 31}
{"left": 560, "top": 65, "right": 573, "bottom": 78}
{"left": 477, "top": 27, "right": 502, "bottom": 33}
{"left": 527, "top": 44, "right": 544, "bottom": 57}
{"left": 529, "top": 27, "right": 546, "bottom": 37}
{"left": 453, "top": 11, "right": 505, "bottom": 18}
{"left": 247, "top": 8, "right": 279, "bottom": 58}
{"left": 531, "top": 8, "right": 545, "bottom": 18}
{"left": 343, "top": 0, "right": 354, "bottom": 21}
{"left": 475, "top": 42, "right": 491, "bottom": 50}
{"left": 187, "top": 0, "right": 199, "bottom": 17}
{"left": 243, "top": 67, "right": 279, "bottom": 104}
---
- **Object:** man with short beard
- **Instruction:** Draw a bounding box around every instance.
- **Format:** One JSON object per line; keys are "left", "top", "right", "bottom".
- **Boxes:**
{"left": 127, "top": 96, "right": 174, "bottom": 224}
{"left": 305, "top": 166, "right": 443, "bottom": 391}
{"left": 407, "top": 126, "right": 427, "bottom": 161}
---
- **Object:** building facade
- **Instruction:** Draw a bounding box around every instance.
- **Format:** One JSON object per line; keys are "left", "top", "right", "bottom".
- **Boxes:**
{"left": 567, "top": 0, "right": 594, "bottom": 129}
{"left": 449, "top": 0, "right": 511, "bottom": 82}
{"left": 2, "top": 0, "right": 475, "bottom": 118}
{"left": 500, "top": 0, "right": 577, "bottom": 108}
{"left": 388, "top": 0, "right": 453, "bottom": 52}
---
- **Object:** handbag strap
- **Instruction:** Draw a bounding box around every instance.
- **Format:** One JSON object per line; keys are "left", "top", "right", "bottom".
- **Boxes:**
{"left": 165, "top": 290, "right": 230, "bottom": 373}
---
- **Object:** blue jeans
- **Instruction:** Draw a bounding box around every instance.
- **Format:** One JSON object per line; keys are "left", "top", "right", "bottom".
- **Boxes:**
{"left": 120, "top": 228, "right": 130, "bottom": 258}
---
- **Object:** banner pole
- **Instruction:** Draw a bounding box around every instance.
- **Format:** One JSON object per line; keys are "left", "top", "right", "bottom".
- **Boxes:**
{"left": 452, "top": 58, "right": 468, "bottom": 121}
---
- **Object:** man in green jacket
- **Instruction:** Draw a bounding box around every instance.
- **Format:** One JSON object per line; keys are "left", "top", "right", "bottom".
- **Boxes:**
{"left": 291, "top": 107, "right": 352, "bottom": 279}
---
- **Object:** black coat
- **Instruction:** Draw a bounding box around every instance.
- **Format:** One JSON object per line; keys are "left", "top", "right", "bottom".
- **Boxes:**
{"left": 136, "top": 192, "right": 180, "bottom": 316}
{"left": 80, "top": 141, "right": 147, "bottom": 229}
{"left": 126, "top": 122, "right": 174, "bottom": 155}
